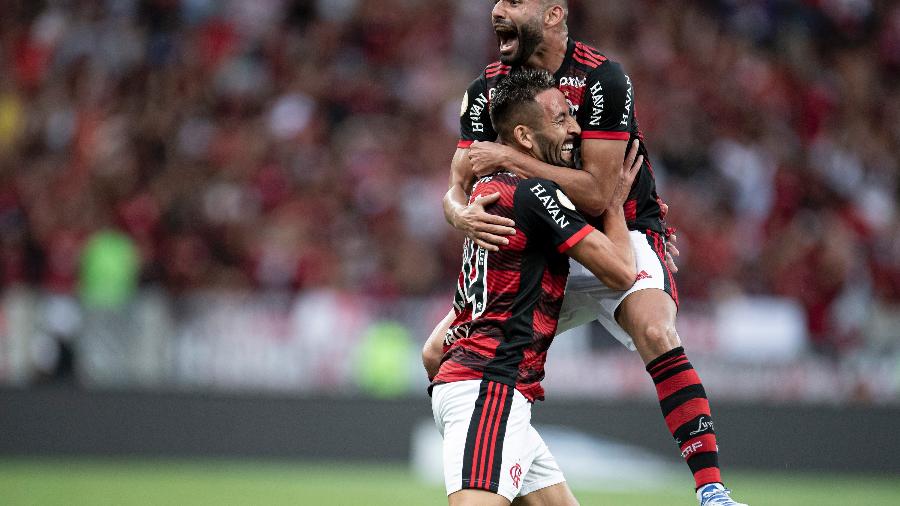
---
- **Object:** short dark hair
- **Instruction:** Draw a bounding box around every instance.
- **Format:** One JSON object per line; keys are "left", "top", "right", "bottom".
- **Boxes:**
{"left": 489, "top": 68, "right": 557, "bottom": 143}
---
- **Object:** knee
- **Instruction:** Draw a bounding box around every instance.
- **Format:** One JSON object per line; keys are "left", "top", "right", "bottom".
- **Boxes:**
{"left": 641, "top": 322, "right": 677, "bottom": 345}
{"left": 618, "top": 291, "right": 680, "bottom": 351}
{"left": 632, "top": 319, "right": 681, "bottom": 357}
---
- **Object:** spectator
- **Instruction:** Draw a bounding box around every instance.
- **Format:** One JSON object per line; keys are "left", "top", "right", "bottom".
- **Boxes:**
{"left": 0, "top": 0, "right": 896, "bottom": 359}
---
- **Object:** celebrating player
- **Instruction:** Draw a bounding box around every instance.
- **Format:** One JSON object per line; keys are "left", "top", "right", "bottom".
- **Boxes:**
{"left": 429, "top": 68, "right": 640, "bottom": 506}
{"left": 431, "top": 1, "right": 747, "bottom": 505}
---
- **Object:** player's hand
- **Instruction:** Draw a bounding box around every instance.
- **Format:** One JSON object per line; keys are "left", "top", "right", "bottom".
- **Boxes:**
{"left": 452, "top": 192, "right": 516, "bottom": 251}
{"left": 609, "top": 139, "right": 643, "bottom": 210}
{"left": 665, "top": 233, "right": 680, "bottom": 273}
{"left": 469, "top": 141, "right": 514, "bottom": 178}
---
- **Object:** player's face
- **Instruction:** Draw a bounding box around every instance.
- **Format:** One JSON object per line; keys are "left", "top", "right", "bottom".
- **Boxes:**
{"left": 530, "top": 89, "right": 581, "bottom": 168}
{"left": 492, "top": 0, "right": 545, "bottom": 66}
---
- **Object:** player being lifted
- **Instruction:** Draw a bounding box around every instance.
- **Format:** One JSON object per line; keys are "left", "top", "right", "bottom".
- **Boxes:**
{"left": 429, "top": 68, "right": 640, "bottom": 506}
{"left": 427, "top": 1, "right": 748, "bottom": 505}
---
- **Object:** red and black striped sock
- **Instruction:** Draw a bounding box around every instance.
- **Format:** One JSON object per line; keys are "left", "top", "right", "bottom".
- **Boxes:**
{"left": 646, "top": 346, "right": 721, "bottom": 489}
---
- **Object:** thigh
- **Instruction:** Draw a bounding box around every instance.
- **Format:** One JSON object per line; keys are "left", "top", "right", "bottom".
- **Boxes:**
{"left": 617, "top": 288, "right": 680, "bottom": 362}
{"left": 614, "top": 230, "right": 681, "bottom": 360}
{"left": 626, "top": 229, "right": 679, "bottom": 309}
{"left": 515, "top": 426, "right": 573, "bottom": 505}
{"left": 512, "top": 483, "right": 578, "bottom": 506}
{"left": 436, "top": 380, "right": 535, "bottom": 503}
{"left": 618, "top": 286, "right": 678, "bottom": 330}
{"left": 558, "top": 256, "right": 625, "bottom": 340}
{"left": 613, "top": 230, "right": 678, "bottom": 320}
{"left": 560, "top": 231, "right": 676, "bottom": 351}
{"left": 450, "top": 489, "right": 511, "bottom": 506}
{"left": 556, "top": 290, "right": 606, "bottom": 335}
{"left": 565, "top": 230, "right": 674, "bottom": 303}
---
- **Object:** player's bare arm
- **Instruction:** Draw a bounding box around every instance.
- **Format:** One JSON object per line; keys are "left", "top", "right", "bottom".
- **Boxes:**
{"left": 565, "top": 142, "right": 641, "bottom": 290}
{"left": 470, "top": 138, "right": 679, "bottom": 271}
{"left": 443, "top": 147, "right": 516, "bottom": 252}
{"left": 469, "top": 137, "right": 625, "bottom": 217}
{"left": 471, "top": 136, "right": 680, "bottom": 270}
{"left": 422, "top": 309, "right": 453, "bottom": 380}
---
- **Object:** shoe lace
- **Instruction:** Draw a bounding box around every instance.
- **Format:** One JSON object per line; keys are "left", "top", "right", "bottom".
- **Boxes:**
{"left": 701, "top": 488, "right": 736, "bottom": 505}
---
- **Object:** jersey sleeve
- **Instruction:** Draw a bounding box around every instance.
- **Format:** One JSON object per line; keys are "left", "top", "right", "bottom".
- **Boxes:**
{"left": 513, "top": 179, "right": 594, "bottom": 253}
{"left": 579, "top": 61, "right": 634, "bottom": 141}
{"left": 458, "top": 75, "right": 498, "bottom": 148}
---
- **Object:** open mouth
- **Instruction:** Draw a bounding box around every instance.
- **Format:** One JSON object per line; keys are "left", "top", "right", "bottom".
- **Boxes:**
{"left": 561, "top": 139, "right": 579, "bottom": 166}
{"left": 494, "top": 23, "right": 519, "bottom": 55}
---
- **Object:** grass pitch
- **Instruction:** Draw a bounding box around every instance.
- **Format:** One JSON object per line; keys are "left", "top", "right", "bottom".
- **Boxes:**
{"left": 1, "top": 458, "right": 899, "bottom": 505}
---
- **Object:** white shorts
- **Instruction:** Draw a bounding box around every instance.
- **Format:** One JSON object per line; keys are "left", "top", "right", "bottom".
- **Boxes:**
{"left": 431, "top": 380, "right": 566, "bottom": 502}
{"left": 556, "top": 230, "right": 678, "bottom": 350}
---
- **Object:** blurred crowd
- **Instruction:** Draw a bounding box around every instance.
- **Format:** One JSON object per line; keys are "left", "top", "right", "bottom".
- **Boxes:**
{"left": 0, "top": 0, "right": 898, "bottom": 355}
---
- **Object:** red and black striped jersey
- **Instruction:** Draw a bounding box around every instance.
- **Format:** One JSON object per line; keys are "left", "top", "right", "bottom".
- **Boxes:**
{"left": 458, "top": 38, "right": 665, "bottom": 235}
{"left": 432, "top": 172, "right": 594, "bottom": 402}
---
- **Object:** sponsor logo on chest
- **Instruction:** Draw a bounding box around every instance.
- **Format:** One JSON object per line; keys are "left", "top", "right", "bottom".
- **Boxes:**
{"left": 559, "top": 76, "right": 586, "bottom": 115}
{"left": 559, "top": 76, "right": 586, "bottom": 89}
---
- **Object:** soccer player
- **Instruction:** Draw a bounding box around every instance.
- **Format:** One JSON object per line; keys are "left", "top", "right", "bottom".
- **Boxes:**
{"left": 429, "top": 68, "right": 639, "bottom": 506}
{"left": 433, "top": 1, "right": 748, "bottom": 505}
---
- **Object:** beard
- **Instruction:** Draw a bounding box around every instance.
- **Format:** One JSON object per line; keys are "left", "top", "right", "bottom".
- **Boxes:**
{"left": 499, "top": 17, "right": 544, "bottom": 66}
{"left": 534, "top": 131, "right": 575, "bottom": 168}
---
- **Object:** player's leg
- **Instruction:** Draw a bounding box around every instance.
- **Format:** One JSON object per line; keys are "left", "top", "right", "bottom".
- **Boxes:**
{"left": 512, "top": 426, "right": 578, "bottom": 506}
{"left": 621, "top": 297, "right": 731, "bottom": 495}
{"left": 615, "top": 231, "right": 723, "bottom": 488}
{"left": 614, "top": 232, "right": 744, "bottom": 503}
{"left": 562, "top": 231, "right": 745, "bottom": 504}
{"left": 433, "top": 380, "right": 536, "bottom": 505}
{"left": 619, "top": 287, "right": 725, "bottom": 484}
{"left": 450, "top": 489, "right": 511, "bottom": 506}
{"left": 558, "top": 258, "right": 622, "bottom": 338}
{"left": 616, "top": 288, "right": 680, "bottom": 364}
{"left": 511, "top": 483, "right": 578, "bottom": 506}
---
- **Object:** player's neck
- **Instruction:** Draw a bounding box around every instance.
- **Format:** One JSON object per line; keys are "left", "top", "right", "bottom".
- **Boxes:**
{"left": 525, "top": 30, "right": 568, "bottom": 74}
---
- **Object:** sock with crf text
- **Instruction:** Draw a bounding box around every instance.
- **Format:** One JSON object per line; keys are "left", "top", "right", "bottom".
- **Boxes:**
{"left": 647, "top": 346, "right": 721, "bottom": 489}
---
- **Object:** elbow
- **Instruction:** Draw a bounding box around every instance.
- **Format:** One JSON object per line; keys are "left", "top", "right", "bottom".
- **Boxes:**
{"left": 580, "top": 196, "right": 607, "bottom": 218}
{"left": 441, "top": 194, "right": 457, "bottom": 226}
{"left": 608, "top": 265, "right": 637, "bottom": 291}
{"left": 422, "top": 342, "right": 440, "bottom": 366}
{"left": 422, "top": 343, "right": 442, "bottom": 379}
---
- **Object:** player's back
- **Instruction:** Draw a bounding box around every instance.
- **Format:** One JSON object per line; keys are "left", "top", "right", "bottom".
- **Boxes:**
{"left": 433, "top": 171, "right": 591, "bottom": 402}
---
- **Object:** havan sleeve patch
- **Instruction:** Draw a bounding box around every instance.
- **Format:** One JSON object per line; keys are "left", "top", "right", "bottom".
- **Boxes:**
{"left": 459, "top": 75, "right": 497, "bottom": 146}
{"left": 513, "top": 178, "right": 592, "bottom": 251}
{"left": 580, "top": 61, "right": 633, "bottom": 140}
